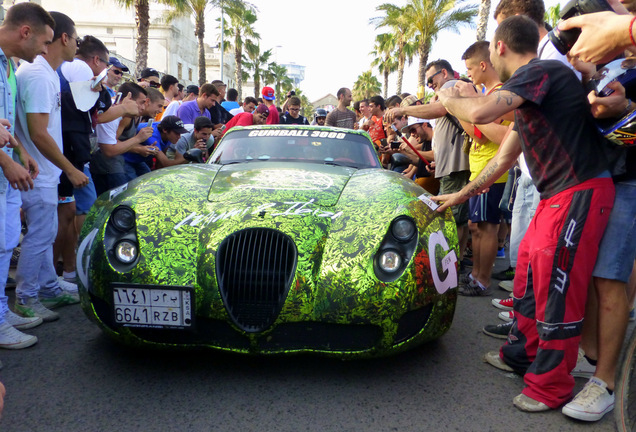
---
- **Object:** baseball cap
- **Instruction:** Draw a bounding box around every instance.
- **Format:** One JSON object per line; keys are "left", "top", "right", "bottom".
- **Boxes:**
{"left": 401, "top": 116, "right": 426, "bottom": 134}
{"left": 255, "top": 104, "right": 269, "bottom": 116}
{"left": 159, "top": 116, "right": 188, "bottom": 134}
{"left": 261, "top": 86, "right": 275, "bottom": 101}
{"left": 109, "top": 57, "right": 129, "bottom": 72}
{"left": 400, "top": 95, "right": 420, "bottom": 108}
{"left": 186, "top": 85, "right": 199, "bottom": 95}
{"left": 140, "top": 67, "right": 160, "bottom": 79}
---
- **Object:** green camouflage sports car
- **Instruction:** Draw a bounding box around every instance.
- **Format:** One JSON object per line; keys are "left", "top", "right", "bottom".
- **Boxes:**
{"left": 77, "top": 125, "right": 459, "bottom": 358}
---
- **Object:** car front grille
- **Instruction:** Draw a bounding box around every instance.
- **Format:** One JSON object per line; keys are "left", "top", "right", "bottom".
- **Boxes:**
{"left": 216, "top": 228, "right": 297, "bottom": 333}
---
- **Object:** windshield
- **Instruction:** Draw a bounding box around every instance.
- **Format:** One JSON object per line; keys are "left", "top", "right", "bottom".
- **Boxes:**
{"left": 210, "top": 128, "right": 382, "bottom": 169}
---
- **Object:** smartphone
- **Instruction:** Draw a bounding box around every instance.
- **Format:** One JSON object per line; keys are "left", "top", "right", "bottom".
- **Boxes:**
{"left": 91, "top": 68, "right": 108, "bottom": 89}
{"left": 147, "top": 119, "right": 154, "bottom": 127}
{"left": 114, "top": 92, "right": 122, "bottom": 104}
{"left": 390, "top": 141, "right": 401, "bottom": 150}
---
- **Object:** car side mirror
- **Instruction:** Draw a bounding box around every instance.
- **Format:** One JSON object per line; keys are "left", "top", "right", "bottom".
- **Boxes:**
{"left": 184, "top": 148, "right": 204, "bottom": 163}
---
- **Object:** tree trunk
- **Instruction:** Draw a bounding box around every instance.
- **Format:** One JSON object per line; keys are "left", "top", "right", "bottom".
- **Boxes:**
{"left": 234, "top": 33, "right": 242, "bottom": 101}
{"left": 476, "top": 0, "right": 491, "bottom": 41}
{"left": 383, "top": 67, "right": 389, "bottom": 99}
{"left": 396, "top": 44, "right": 405, "bottom": 95}
{"left": 254, "top": 69, "right": 260, "bottom": 99}
{"left": 135, "top": 0, "right": 150, "bottom": 78}
{"left": 196, "top": 13, "right": 206, "bottom": 85}
{"left": 417, "top": 39, "right": 431, "bottom": 89}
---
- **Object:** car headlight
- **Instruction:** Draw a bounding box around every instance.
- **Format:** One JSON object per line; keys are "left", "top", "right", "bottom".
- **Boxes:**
{"left": 378, "top": 250, "right": 402, "bottom": 273}
{"left": 391, "top": 218, "right": 416, "bottom": 242}
{"left": 114, "top": 240, "right": 138, "bottom": 264}
{"left": 111, "top": 206, "right": 136, "bottom": 232}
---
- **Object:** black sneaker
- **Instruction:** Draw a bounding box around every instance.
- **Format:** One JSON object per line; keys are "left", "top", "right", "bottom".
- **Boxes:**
{"left": 483, "top": 321, "right": 513, "bottom": 339}
{"left": 458, "top": 279, "right": 491, "bottom": 296}
{"left": 493, "top": 266, "right": 515, "bottom": 281}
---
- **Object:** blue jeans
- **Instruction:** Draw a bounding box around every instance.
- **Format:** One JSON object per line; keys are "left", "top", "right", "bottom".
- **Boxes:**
{"left": 0, "top": 183, "right": 21, "bottom": 324}
{"left": 15, "top": 186, "right": 61, "bottom": 301}
{"left": 510, "top": 172, "right": 540, "bottom": 268}
{"left": 593, "top": 179, "right": 636, "bottom": 282}
{"left": 124, "top": 161, "right": 151, "bottom": 181}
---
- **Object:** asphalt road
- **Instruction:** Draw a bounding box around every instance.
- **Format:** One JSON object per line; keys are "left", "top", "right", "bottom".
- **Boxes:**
{"left": 0, "top": 261, "right": 620, "bottom": 432}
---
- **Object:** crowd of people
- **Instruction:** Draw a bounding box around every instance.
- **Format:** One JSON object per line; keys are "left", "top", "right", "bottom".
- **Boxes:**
{"left": 0, "top": 0, "right": 633, "bottom": 424}
{"left": 379, "top": 0, "right": 635, "bottom": 423}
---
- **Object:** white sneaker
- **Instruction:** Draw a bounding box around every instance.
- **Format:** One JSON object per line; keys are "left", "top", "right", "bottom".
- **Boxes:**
{"left": 0, "top": 321, "right": 38, "bottom": 349}
{"left": 15, "top": 298, "right": 60, "bottom": 322}
{"left": 498, "top": 280, "right": 513, "bottom": 292}
{"left": 4, "top": 310, "right": 42, "bottom": 330}
{"left": 498, "top": 310, "right": 514, "bottom": 322}
{"left": 572, "top": 347, "right": 596, "bottom": 379}
{"left": 562, "top": 377, "right": 614, "bottom": 421}
{"left": 57, "top": 276, "right": 78, "bottom": 292}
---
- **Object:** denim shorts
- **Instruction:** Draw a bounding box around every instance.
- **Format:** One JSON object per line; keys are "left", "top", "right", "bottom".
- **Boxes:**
{"left": 73, "top": 165, "right": 97, "bottom": 215}
{"left": 592, "top": 180, "right": 636, "bottom": 283}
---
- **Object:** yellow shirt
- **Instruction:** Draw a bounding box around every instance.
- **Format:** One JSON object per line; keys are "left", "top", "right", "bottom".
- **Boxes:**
{"left": 469, "top": 83, "right": 508, "bottom": 184}
{"left": 469, "top": 138, "right": 508, "bottom": 183}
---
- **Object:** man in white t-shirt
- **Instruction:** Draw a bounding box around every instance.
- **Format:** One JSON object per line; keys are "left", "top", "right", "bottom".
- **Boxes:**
{"left": 0, "top": 2, "right": 54, "bottom": 353}
{"left": 14, "top": 12, "right": 85, "bottom": 325}
{"left": 92, "top": 82, "right": 154, "bottom": 196}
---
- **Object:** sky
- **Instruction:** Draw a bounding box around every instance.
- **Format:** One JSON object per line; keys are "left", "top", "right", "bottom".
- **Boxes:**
{"left": 224, "top": 0, "right": 563, "bottom": 102}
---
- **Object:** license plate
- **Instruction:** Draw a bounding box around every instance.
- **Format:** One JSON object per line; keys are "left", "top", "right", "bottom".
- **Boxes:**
{"left": 112, "top": 285, "right": 193, "bottom": 329}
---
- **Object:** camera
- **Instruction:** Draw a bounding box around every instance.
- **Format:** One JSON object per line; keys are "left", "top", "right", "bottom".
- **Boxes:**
{"left": 547, "top": 0, "right": 614, "bottom": 55}
{"left": 287, "top": 90, "right": 295, "bottom": 98}
{"left": 390, "top": 140, "right": 401, "bottom": 150}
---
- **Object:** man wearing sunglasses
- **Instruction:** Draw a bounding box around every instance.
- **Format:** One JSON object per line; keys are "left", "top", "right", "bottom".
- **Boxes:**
{"left": 384, "top": 59, "right": 471, "bottom": 269}
{"left": 104, "top": 56, "right": 129, "bottom": 98}
{"left": 138, "top": 67, "right": 160, "bottom": 89}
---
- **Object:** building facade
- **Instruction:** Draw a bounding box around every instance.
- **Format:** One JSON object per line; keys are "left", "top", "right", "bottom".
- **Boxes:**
{"left": 13, "top": 0, "right": 199, "bottom": 85}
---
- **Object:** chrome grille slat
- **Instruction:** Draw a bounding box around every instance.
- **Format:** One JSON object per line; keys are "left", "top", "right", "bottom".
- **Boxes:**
{"left": 217, "top": 228, "right": 297, "bottom": 332}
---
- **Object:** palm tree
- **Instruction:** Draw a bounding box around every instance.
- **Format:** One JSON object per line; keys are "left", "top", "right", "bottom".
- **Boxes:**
{"left": 402, "top": 0, "right": 478, "bottom": 88}
{"left": 545, "top": 4, "right": 561, "bottom": 30}
{"left": 353, "top": 71, "right": 382, "bottom": 101}
{"left": 113, "top": 0, "right": 151, "bottom": 77}
{"left": 220, "top": 0, "right": 259, "bottom": 100}
{"left": 162, "top": 0, "right": 220, "bottom": 85}
{"left": 267, "top": 62, "right": 293, "bottom": 102}
{"left": 370, "top": 33, "right": 398, "bottom": 99}
{"left": 370, "top": 3, "right": 417, "bottom": 95}
{"left": 475, "top": 0, "right": 490, "bottom": 41}
{"left": 243, "top": 41, "right": 272, "bottom": 98}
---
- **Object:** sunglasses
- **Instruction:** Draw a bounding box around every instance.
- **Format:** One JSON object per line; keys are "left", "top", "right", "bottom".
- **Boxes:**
{"left": 148, "top": 81, "right": 160, "bottom": 88}
{"left": 67, "top": 34, "right": 80, "bottom": 47}
{"left": 427, "top": 69, "right": 443, "bottom": 86}
{"left": 111, "top": 69, "right": 123, "bottom": 76}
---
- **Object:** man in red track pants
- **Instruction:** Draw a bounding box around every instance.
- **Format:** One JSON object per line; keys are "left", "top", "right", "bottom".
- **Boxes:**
{"left": 431, "top": 15, "right": 615, "bottom": 412}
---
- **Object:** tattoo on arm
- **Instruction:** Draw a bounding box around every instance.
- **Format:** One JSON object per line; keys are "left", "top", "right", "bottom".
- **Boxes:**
{"left": 462, "top": 162, "right": 499, "bottom": 200}
{"left": 495, "top": 91, "right": 514, "bottom": 106}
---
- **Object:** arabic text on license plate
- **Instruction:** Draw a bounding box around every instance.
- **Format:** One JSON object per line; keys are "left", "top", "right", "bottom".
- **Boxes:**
{"left": 113, "top": 287, "right": 192, "bottom": 328}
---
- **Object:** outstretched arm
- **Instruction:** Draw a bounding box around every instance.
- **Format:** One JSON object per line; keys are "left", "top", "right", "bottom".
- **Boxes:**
{"left": 431, "top": 129, "right": 523, "bottom": 212}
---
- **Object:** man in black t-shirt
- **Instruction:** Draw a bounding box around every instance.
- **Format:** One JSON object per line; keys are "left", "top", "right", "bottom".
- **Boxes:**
{"left": 433, "top": 16, "right": 615, "bottom": 413}
{"left": 280, "top": 96, "right": 309, "bottom": 125}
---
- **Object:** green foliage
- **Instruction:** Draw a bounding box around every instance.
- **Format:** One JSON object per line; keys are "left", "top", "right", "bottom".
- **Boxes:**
{"left": 353, "top": 71, "right": 382, "bottom": 101}
{"left": 545, "top": 4, "right": 562, "bottom": 30}
{"left": 400, "top": 0, "right": 478, "bottom": 88}
{"left": 267, "top": 62, "right": 293, "bottom": 102}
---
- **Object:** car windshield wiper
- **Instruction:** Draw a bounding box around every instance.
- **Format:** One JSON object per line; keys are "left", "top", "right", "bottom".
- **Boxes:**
{"left": 323, "top": 161, "right": 358, "bottom": 169}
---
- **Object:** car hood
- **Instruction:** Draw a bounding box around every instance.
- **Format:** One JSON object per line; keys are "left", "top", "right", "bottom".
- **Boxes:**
{"left": 207, "top": 162, "right": 358, "bottom": 207}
